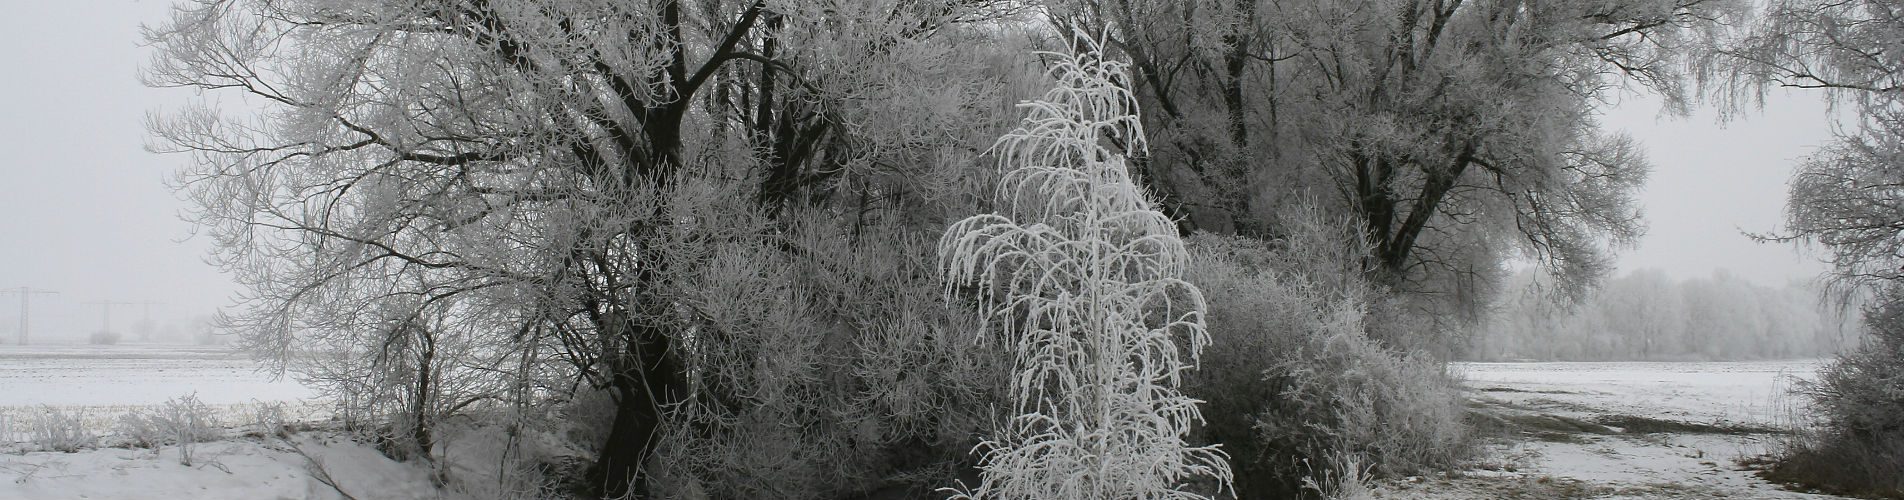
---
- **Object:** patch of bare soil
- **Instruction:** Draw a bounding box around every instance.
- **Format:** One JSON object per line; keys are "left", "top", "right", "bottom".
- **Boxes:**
{"left": 1365, "top": 473, "right": 1718, "bottom": 499}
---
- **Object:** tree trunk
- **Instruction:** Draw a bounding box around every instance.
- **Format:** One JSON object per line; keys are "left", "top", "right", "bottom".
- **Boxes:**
{"left": 590, "top": 280, "right": 688, "bottom": 499}
{"left": 411, "top": 323, "right": 435, "bottom": 459}
{"left": 1220, "top": 1, "right": 1258, "bottom": 236}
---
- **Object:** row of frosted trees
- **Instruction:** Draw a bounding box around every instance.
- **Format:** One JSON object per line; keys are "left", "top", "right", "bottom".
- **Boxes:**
{"left": 1471, "top": 269, "right": 1860, "bottom": 361}
{"left": 145, "top": 0, "right": 1774, "bottom": 498}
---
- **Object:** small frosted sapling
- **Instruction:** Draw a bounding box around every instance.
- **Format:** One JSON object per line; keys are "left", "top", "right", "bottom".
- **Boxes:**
{"left": 938, "top": 34, "right": 1233, "bottom": 499}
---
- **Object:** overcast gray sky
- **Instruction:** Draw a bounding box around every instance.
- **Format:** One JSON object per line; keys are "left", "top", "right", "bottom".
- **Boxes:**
{"left": 0, "top": 2, "right": 1839, "bottom": 341}
{"left": 0, "top": 1, "right": 225, "bottom": 341}
{"left": 1599, "top": 89, "right": 1835, "bottom": 286}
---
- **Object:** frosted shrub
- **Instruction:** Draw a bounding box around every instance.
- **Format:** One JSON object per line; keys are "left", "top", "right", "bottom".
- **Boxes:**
{"left": 250, "top": 401, "right": 291, "bottom": 438}
{"left": 114, "top": 395, "right": 223, "bottom": 455}
{"left": 158, "top": 394, "right": 220, "bottom": 442}
{"left": 30, "top": 407, "right": 95, "bottom": 453}
{"left": 1183, "top": 231, "right": 1469, "bottom": 498}
{"left": 640, "top": 190, "right": 1005, "bottom": 499}
{"left": 939, "top": 36, "right": 1231, "bottom": 499}
{"left": 116, "top": 409, "right": 167, "bottom": 449}
{"left": 157, "top": 394, "right": 220, "bottom": 465}
{"left": 1770, "top": 288, "right": 1904, "bottom": 496}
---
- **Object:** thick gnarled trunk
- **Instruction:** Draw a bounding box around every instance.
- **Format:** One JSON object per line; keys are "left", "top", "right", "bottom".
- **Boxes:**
{"left": 590, "top": 311, "right": 687, "bottom": 498}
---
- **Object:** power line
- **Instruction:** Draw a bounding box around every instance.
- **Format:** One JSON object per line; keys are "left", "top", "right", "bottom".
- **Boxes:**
{"left": 1, "top": 287, "right": 59, "bottom": 345}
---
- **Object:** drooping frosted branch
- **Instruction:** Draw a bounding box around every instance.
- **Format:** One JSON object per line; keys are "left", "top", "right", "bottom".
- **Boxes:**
{"left": 938, "top": 34, "right": 1232, "bottom": 500}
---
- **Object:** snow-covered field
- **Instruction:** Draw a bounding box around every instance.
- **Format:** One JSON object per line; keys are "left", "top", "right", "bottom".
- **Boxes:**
{"left": 0, "top": 344, "right": 325, "bottom": 444}
{"left": 0, "top": 344, "right": 315, "bottom": 407}
{"left": 1456, "top": 360, "right": 1821, "bottom": 427}
{"left": 1388, "top": 360, "right": 1847, "bottom": 499}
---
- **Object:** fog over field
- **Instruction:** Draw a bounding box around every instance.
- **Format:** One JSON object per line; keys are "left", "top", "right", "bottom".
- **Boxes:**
{"left": 3, "top": 1, "right": 1902, "bottom": 499}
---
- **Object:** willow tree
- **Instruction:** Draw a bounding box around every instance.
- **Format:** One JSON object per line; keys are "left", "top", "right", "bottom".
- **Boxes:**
{"left": 144, "top": 0, "right": 1024, "bottom": 497}
{"left": 940, "top": 37, "right": 1232, "bottom": 499}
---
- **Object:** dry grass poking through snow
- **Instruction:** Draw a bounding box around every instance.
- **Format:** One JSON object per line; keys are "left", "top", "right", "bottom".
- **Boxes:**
{"left": 0, "top": 399, "right": 331, "bottom": 452}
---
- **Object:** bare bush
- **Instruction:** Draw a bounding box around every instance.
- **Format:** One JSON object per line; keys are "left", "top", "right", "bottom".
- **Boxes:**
{"left": 87, "top": 331, "right": 120, "bottom": 345}
{"left": 248, "top": 401, "right": 291, "bottom": 439}
{"left": 639, "top": 191, "right": 1006, "bottom": 499}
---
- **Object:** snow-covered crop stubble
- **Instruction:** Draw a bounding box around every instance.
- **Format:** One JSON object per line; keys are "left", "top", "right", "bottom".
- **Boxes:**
{"left": 0, "top": 345, "right": 313, "bottom": 407}
{"left": 0, "top": 344, "right": 321, "bottom": 443}
{"left": 1455, "top": 360, "right": 1822, "bottom": 427}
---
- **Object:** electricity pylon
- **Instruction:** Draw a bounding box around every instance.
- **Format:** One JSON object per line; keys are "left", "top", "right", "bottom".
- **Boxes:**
{"left": 136, "top": 300, "right": 166, "bottom": 341}
{"left": 1, "top": 287, "right": 58, "bottom": 345}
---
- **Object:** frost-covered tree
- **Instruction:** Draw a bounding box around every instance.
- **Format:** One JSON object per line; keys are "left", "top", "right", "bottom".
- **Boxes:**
{"left": 1053, "top": 0, "right": 1733, "bottom": 309}
{"left": 1467, "top": 268, "right": 1852, "bottom": 361}
{"left": 1714, "top": 0, "right": 1904, "bottom": 294}
{"left": 939, "top": 36, "right": 1232, "bottom": 499}
{"left": 143, "top": 0, "right": 1027, "bottom": 497}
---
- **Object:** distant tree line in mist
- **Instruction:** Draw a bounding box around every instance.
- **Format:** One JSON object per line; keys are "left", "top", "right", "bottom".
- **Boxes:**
{"left": 1466, "top": 269, "right": 1860, "bottom": 361}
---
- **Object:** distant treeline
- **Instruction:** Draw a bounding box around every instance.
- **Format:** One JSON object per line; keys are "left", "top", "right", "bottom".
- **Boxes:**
{"left": 1465, "top": 269, "right": 1861, "bottom": 361}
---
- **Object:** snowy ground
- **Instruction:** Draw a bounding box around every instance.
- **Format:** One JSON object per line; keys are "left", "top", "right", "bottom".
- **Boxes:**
{"left": 1376, "top": 360, "right": 1846, "bottom": 499}
{"left": 0, "top": 434, "right": 449, "bottom": 500}
{"left": 0, "top": 347, "right": 1860, "bottom": 499}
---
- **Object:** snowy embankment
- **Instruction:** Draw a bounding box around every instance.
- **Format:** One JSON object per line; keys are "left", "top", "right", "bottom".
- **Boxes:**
{"left": 1375, "top": 360, "right": 1847, "bottom": 499}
